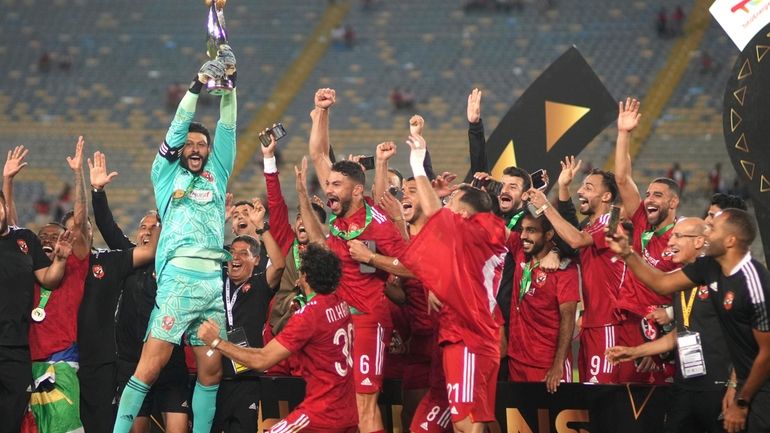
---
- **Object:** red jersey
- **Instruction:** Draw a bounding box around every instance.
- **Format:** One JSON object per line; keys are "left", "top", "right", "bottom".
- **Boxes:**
{"left": 275, "top": 292, "right": 358, "bottom": 429}
{"left": 508, "top": 250, "right": 580, "bottom": 368}
{"left": 580, "top": 213, "right": 626, "bottom": 328}
{"left": 402, "top": 277, "right": 434, "bottom": 338}
{"left": 326, "top": 198, "right": 407, "bottom": 322}
{"left": 616, "top": 202, "right": 676, "bottom": 316}
{"left": 29, "top": 254, "right": 89, "bottom": 360}
{"left": 401, "top": 209, "right": 509, "bottom": 358}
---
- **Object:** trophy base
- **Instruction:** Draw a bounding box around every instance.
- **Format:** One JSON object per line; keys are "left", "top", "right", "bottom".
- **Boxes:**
{"left": 207, "top": 78, "right": 234, "bottom": 95}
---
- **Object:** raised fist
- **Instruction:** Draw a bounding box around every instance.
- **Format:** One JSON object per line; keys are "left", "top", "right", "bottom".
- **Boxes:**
{"left": 315, "top": 88, "right": 336, "bottom": 110}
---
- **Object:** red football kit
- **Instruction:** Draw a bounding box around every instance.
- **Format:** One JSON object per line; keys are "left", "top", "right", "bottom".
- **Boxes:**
{"left": 577, "top": 213, "right": 627, "bottom": 383}
{"left": 508, "top": 249, "right": 580, "bottom": 382}
{"left": 617, "top": 202, "right": 678, "bottom": 383}
{"left": 402, "top": 209, "right": 509, "bottom": 423}
{"left": 273, "top": 292, "right": 358, "bottom": 432}
{"left": 29, "top": 254, "right": 89, "bottom": 361}
{"left": 326, "top": 198, "right": 407, "bottom": 393}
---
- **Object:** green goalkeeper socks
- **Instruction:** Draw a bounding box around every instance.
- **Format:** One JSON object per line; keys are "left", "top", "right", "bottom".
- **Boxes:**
{"left": 192, "top": 381, "right": 220, "bottom": 433}
{"left": 113, "top": 376, "right": 150, "bottom": 433}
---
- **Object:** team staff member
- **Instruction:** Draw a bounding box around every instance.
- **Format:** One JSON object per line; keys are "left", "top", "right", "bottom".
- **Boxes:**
{"left": 606, "top": 209, "right": 770, "bottom": 433}
{"left": 527, "top": 160, "right": 625, "bottom": 383}
{"left": 213, "top": 200, "right": 285, "bottom": 433}
{"left": 606, "top": 218, "right": 732, "bottom": 433}
{"left": 308, "top": 88, "right": 408, "bottom": 433}
{"left": 0, "top": 192, "right": 71, "bottom": 433}
{"left": 508, "top": 213, "right": 579, "bottom": 391}
{"left": 199, "top": 244, "right": 358, "bottom": 433}
{"left": 89, "top": 150, "right": 190, "bottom": 433}
{"left": 613, "top": 98, "right": 680, "bottom": 383}
{"left": 61, "top": 139, "right": 160, "bottom": 433}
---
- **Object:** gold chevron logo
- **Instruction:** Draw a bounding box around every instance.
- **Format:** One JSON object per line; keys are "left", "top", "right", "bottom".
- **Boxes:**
{"left": 491, "top": 140, "right": 518, "bottom": 180}
{"left": 738, "top": 58, "right": 752, "bottom": 80}
{"left": 761, "top": 175, "right": 770, "bottom": 193}
{"left": 735, "top": 133, "right": 749, "bottom": 152}
{"left": 545, "top": 101, "right": 591, "bottom": 152}
{"left": 626, "top": 385, "right": 656, "bottom": 420}
{"left": 741, "top": 160, "right": 756, "bottom": 180}
{"left": 731, "top": 109, "right": 743, "bottom": 132}
{"left": 733, "top": 86, "right": 747, "bottom": 106}
{"left": 757, "top": 45, "right": 770, "bottom": 62}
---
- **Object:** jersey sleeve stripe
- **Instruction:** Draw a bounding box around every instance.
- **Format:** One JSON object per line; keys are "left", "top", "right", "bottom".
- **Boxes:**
{"left": 743, "top": 262, "right": 769, "bottom": 331}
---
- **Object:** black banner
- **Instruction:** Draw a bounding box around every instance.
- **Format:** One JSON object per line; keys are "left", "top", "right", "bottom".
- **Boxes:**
{"left": 722, "top": 23, "right": 770, "bottom": 264}
{"left": 484, "top": 47, "right": 617, "bottom": 188}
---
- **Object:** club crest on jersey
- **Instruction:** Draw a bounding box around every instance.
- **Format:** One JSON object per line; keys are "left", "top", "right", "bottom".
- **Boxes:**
{"left": 16, "top": 239, "right": 28, "bottom": 254}
{"left": 535, "top": 271, "right": 547, "bottom": 285}
{"left": 723, "top": 291, "right": 735, "bottom": 311}
{"left": 349, "top": 223, "right": 359, "bottom": 232}
{"left": 201, "top": 171, "right": 214, "bottom": 183}
{"left": 92, "top": 264, "right": 105, "bottom": 279}
{"left": 640, "top": 317, "right": 658, "bottom": 340}
{"left": 241, "top": 283, "right": 251, "bottom": 293}
{"left": 162, "top": 315, "right": 175, "bottom": 331}
{"left": 698, "top": 286, "right": 709, "bottom": 300}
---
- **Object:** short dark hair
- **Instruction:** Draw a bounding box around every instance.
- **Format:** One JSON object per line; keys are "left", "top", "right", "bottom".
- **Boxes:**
{"left": 522, "top": 212, "right": 553, "bottom": 233}
{"left": 233, "top": 200, "right": 254, "bottom": 209}
{"left": 710, "top": 193, "right": 747, "bottom": 211}
{"left": 299, "top": 243, "right": 342, "bottom": 295}
{"left": 311, "top": 203, "right": 327, "bottom": 224}
{"left": 457, "top": 184, "right": 493, "bottom": 213}
{"left": 720, "top": 208, "right": 757, "bottom": 249}
{"left": 503, "top": 166, "right": 532, "bottom": 191}
{"left": 331, "top": 160, "right": 366, "bottom": 186}
{"left": 388, "top": 168, "right": 404, "bottom": 186}
{"left": 651, "top": 177, "right": 681, "bottom": 197}
{"left": 188, "top": 122, "right": 211, "bottom": 146}
{"left": 232, "top": 235, "right": 261, "bottom": 257}
{"left": 588, "top": 169, "right": 618, "bottom": 202}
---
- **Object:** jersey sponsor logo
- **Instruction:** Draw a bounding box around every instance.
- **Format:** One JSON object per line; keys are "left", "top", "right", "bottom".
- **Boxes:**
{"left": 698, "top": 286, "right": 710, "bottom": 300}
{"left": 360, "top": 377, "right": 373, "bottom": 387}
{"left": 92, "top": 264, "right": 105, "bottom": 279}
{"left": 723, "top": 291, "right": 735, "bottom": 311}
{"left": 201, "top": 171, "right": 214, "bottom": 183}
{"left": 16, "top": 239, "right": 28, "bottom": 254}
{"left": 241, "top": 283, "right": 251, "bottom": 293}
{"left": 188, "top": 189, "right": 213, "bottom": 203}
{"left": 162, "top": 315, "right": 175, "bottom": 331}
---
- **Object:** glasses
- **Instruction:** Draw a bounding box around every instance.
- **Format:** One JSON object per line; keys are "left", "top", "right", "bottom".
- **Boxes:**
{"left": 671, "top": 232, "right": 700, "bottom": 239}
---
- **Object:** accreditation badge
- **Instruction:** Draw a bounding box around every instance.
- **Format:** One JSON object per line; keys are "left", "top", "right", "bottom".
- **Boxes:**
{"left": 677, "top": 331, "right": 707, "bottom": 378}
{"left": 227, "top": 327, "right": 252, "bottom": 374}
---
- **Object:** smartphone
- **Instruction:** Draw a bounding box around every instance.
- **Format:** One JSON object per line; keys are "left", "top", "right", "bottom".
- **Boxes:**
{"left": 359, "top": 155, "right": 375, "bottom": 171}
{"left": 388, "top": 186, "right": 403, "bottom": 201}
{"left": 531, "top": 169, "right": 548, "bottom": 191}
{"left": 607, "top": 205, "right": 621, "bottom": 235}
{"left": 258, "top": 122, "right": 288, "bottom": 147}
{"left": 359, "top": 240, "right": 377, "bottom": 274}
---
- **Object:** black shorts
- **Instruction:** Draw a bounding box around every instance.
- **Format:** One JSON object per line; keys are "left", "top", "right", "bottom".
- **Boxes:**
{"left": 0, "top": 346, "right": 32, "bottom": 433}
{"left": 748, "top": 385, "right": 770, "bottom": 433}
{"left": 212, "top": 378, "right": 263, "bottom": 433}
{"left": 116, "top": 354, "right": 191, "bottom": 416}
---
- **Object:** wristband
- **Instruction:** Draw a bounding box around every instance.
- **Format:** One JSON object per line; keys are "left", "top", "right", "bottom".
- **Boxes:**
{"left": 91, "top": 185, "right": 104, "bottom": 193}
{"left": 726, "top": 381, "right": 738, "bottom": 389}
{"left": 263, "top": 156, "right": 278, "bottom": 174}
{"left": 206, "top": 337, "right": 222, "bottom": 357}
{"left": 256, "top": 222, "right": 270, "bottom": 235}
{"left": 189, "top": 77, "right": 204, "bottom": 94}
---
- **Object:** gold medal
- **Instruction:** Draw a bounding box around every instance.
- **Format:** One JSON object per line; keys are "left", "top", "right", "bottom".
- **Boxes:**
{"left": 31, "top": 307, "right": 46, "bottom": 322}
{"left": 172, "top": 189, "right": 185, "bottom": 199}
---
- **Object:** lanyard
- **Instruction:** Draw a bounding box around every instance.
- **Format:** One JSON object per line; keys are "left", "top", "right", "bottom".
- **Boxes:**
{"left": 293, "top": 290, "right": 317, "bottom": 309}
{"left": 36, "top": 287, "right": 52, "bottom": 310}
{"left": 292, "top": 239, "right": 302, "bottom": 271}
{"left": 224, "top": 279, "right": 247, "bottom": 328}
{"left": 680, "top": 287, "right": 698, "bottom": 329}
{"left": 507, "top": 210, "right": 525, "bottom": 230}
{"left": 328, "top": 202, "right": 373, "bottom": 240}
{"left": 519, "top": 260, "right": 539, "bottom": 302}
{"left": 640, "top": 222, "right": 674, "bottom": 251}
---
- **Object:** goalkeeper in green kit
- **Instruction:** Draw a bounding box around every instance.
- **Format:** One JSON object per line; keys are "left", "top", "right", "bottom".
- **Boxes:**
{"left": 113, "top": 46, "right": 236, "bottom": 433}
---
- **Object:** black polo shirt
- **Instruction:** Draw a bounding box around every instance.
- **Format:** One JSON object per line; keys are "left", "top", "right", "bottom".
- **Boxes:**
{"left": 221, "top": 270, "right": 273, "bottom": 377}
{"left": 77, "top": 248, "right": 134, "bottom": 366}
{"left": 672, "top": 285, "right": 732, "bottom": 390}
{"left": 682, "top": 254, "right": 770, "bottom": 381}
{"left": 0, "top": 227, "right": 51, "bottom": 347}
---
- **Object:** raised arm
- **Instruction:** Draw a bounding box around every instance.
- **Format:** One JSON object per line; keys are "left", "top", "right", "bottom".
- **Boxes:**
{"left": 527, "top": 188, "right": 593, "bottom": 249}
{"left": 88, "top": 151, "right": 133, "bottom": 250}
{"left": 373, "top": 141, "right": 397, "bottom": 202}
{"left": 249, "top": 198, "right": 286, "bottom": 289}
{"left": 198, "top": 319, "right": 290, "bottom": 371}
{"left": 295, "top": 157, "right": 326, "bottom": 246}
{"left": 35, "top": 230, "right": 73, "bottom": 289}
{"left": 406, "top": 134, "right": 441, "bottom": 218}
{"left": 3, "top": 145, "right": 28, "bottom": 226}
{"left": 614, "top": 98, "right": 642, "bottom": 215}
{"left": 65, "top": 136, "right": 90, "bottom": 260}
{"left": 261, "top": 136, "right": 294, "bottom": 255}
{"left": 209, "top": 87, "right": 237, "bottom": 177}
{"left": 464, "top": 88, "right": 488, "bottom": 183}
{"left": 308, "top": 88, "right": 336, "bottom": 187}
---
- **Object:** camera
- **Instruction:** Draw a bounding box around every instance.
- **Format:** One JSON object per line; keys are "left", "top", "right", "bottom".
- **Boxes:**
{"left": 470, "top": 177, "right": 503, "bottom": 197}
{"left": 258, "top": 123, "right": 287, "bottom": 147}
{"left": 359, "top": 156, "right": 375, "bottom": 171}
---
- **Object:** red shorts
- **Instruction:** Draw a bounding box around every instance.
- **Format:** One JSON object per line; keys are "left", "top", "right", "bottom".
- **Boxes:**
{"left": 508, "top": 357, "right": 573, "bottom": 383}
{"left": 578, "top": 325, "right": 619, "bottom": 383}
{"left": 616, "top": 317, "right": 672, "bottom": 384}
{"left": 442, "top": 343, "right": 499, "bottom": 424}
{"left": 351, "top": 315, "right": 391, "bottom": 394}
{"left": 267, "top": 410, "right": 357, "bottom": 433}
{"left": 410, "top": 388, "right": 452, "bottom": 433}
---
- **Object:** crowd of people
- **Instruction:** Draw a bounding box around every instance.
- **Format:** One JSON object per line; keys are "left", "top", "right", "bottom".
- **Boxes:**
{"left": 0, "top": 47, "right": 769, "bottom": 433}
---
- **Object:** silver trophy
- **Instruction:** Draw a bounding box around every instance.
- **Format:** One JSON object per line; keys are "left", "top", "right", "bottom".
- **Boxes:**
{"left": 204, "top": 0, "right": 235, "bottom": 95}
